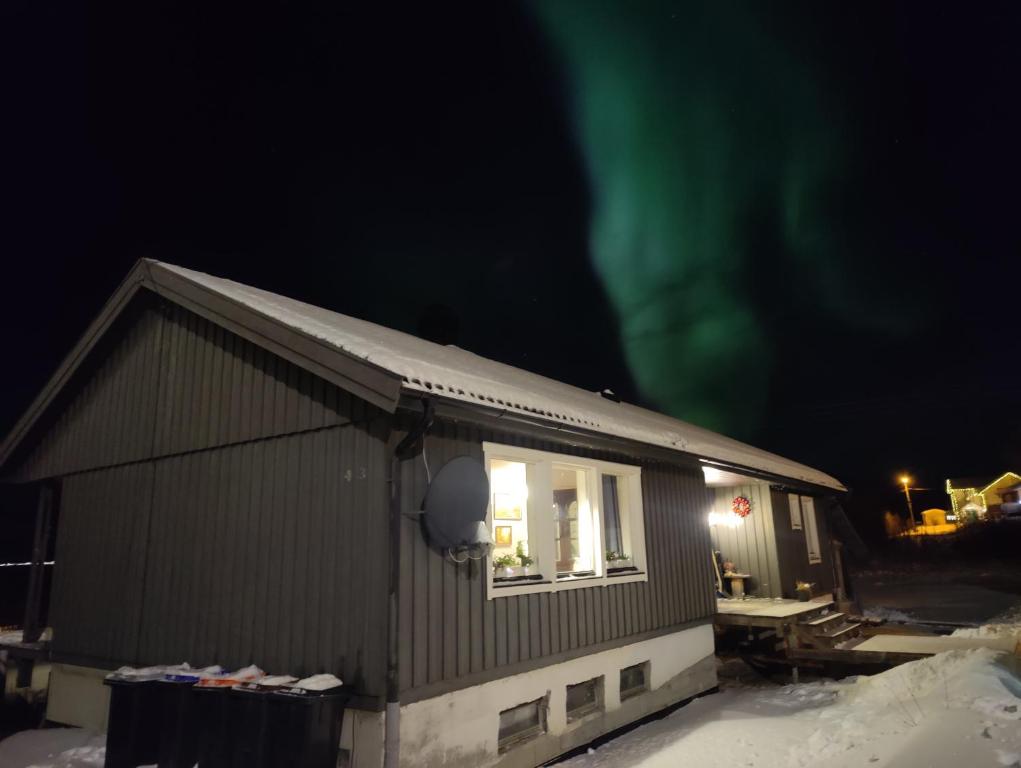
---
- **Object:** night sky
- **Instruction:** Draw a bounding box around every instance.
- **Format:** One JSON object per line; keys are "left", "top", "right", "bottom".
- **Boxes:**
{"left": 4, "top": 1, "right": 1020, "bottom": 542}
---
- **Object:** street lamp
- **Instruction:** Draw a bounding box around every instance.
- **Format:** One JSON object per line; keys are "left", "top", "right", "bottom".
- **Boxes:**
{"left": 899, "top": 474, "right": 917, "bottom": 527}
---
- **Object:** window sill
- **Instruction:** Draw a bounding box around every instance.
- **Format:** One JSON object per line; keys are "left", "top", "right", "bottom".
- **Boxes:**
{"left": 607, "top": 566, "right": 640, "bottom": 576}
{"left": 566, "top": 704, "right": 602, "bottom": 725}
{"left": 620, "top": 686, "right": 647, "bottom": 702}
{"left": 493, "top": 574, "right": 546, "bottom": 585}
{"left": 487, "top": 569, "right": 648, "bottom": 599}
{"left": 498, "top": 726, "right": 544, "bottom": 754}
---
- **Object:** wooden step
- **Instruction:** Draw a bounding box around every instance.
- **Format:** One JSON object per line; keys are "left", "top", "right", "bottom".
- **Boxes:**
{"left": 803, "top": 612, "right": 845, "bottom": 627}
{"left": 820, "top": 622, "right": 863, "bottom": 642}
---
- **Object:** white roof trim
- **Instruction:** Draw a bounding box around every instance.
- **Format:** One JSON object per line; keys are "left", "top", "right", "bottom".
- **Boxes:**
{"left": 151, "top": 261, "right": 846, "bottom": 491}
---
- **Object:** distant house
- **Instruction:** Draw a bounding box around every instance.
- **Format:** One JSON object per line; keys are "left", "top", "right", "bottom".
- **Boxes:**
{"left": 946, "top": 472, "right": 1021, "bottom": 521}
{"left": 0, "top": 260, "right": 849, "bottom": 768}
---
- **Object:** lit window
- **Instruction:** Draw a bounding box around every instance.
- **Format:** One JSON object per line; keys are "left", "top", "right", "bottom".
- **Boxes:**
{"left": 603, "top": 474, "right": 640, "bottom": 574}
{"left": 484, "top": 443, "right": 647, "bottom": 598}
{"left": 553, "top": 464, "right": 597, "bottom": 577}
{"left": 489, "top": 459, "right": 541, "bottom": 584}
{"left": 619, "top": 662, "right": 648, "bottom": 700}
{"left": 498, "top": 698, "right": 545, "bottom": 751}
{"left": 566, "top": 677, "right": 602, "bottom": 721}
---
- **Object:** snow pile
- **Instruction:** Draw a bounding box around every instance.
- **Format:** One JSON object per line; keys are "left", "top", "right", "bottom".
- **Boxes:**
{"left": 0, "top": 729, "right": 105, "bottom": 768}
{"left": 557, "top": 649, "right": 1021, "bottom": 768}
{"left": 954, "top": 605, "right": 1021, "bottom": 641}
{"left": 862, "top": 606, "right": 916, "bottom": 623}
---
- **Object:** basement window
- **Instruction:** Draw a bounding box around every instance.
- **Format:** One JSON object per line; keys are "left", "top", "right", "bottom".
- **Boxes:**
{"left": 566, "top": 676, "right": 603, "bottom": 722}
{"left": 619, "top": 662, "right": 649, "bottom": 701}
{"left": 498, "top": 698, "right": 546, "bottom": 752}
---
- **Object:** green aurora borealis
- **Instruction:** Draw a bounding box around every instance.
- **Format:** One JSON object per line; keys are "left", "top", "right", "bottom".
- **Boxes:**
{"left": 534, "top": 2, "right": 914, "bottom": 437}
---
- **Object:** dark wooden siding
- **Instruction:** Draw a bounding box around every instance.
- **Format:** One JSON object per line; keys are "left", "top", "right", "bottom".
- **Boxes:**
{"left": 14, "top": 297, "right": 353, "bottom": 482}
{"left": 397, "top": 416, "right": 716, "bottom": 699}
{"left": 23, "top": 298, "right": 392, "bottom": 700}
{"left": 50, "top": 463, "right": 154, "bottom": 665}
{"left": 47, "top": 419, "right": 390, "bottom": 695}
{"left": 770, "top": 489, "right": 836, "bottom": 599}
{"left": 708, "top": 483, "right": 783, "bottom": 598}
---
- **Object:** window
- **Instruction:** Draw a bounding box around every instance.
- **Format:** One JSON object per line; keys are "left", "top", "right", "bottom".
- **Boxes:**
{"left": 484, "top": 442, "right": 647, "bottom": 598}
{"left": 603, "top": 475, "right": 639, "bottom": 573}
{"left": 498, "top": 698, "right": 546, "bottom": 751}
{"left": 619, "top": 662, "right": 648, "bottom": 701}
{"left": 788, "top": 493, "right": 803, "bottom": 530}
{"left": 566, "top": 676, "right": 603, "bottom": 722}
{"left": 801, "top": 495, "right": 822, "bottom": 564}
{"left": 553, "top": 464, "right": 597, "bottom": 576}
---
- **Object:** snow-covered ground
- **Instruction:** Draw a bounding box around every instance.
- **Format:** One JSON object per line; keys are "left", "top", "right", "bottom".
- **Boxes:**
{"left": 556, "top": 649, "right": 1021, "bottom": 768}
{"left": 4, "top": 611, "right": 1021, "bottom": 768}
{"left": 0, "top": 728, "right": 106, "bottom": 768}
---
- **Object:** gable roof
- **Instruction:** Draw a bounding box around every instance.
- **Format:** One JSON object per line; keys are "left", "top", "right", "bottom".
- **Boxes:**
{"left": 979, "top": 472, "right": 1021, "bottom": 496}
{"left": 1, "top": 260, "right": 846, "bottom": 491}
{"left": 947, "top": 476, "right": 993, "bottom": 491}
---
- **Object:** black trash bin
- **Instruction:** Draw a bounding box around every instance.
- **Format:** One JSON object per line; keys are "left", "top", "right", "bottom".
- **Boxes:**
{"left": 103, "top": 677, "right": 163, "bottom": 768}
{"left": 265, "top": 687, "right": 348, "bottom": 768}
{"left": 226, "top": 683, "right": 274, "bottom": 768}
{"left": 155, "top": 675, "right": 238, "bottom": 768}
{"left": 190, "top": 684, "right": 232, "bottom": 768}
{"left": 156, "top": 677, "right": 197, "bottom": 768}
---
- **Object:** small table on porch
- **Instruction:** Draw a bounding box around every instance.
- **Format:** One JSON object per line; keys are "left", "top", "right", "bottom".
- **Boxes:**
{"left": 723, "top": 572, "right": 752, "bottom": 598}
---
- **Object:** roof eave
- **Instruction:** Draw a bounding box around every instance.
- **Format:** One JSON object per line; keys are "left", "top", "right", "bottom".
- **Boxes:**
{"left": 398, "top": 393, "right": 847, "bottom": 495}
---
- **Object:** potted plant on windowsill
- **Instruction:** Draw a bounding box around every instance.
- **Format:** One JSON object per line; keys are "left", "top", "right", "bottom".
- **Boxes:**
{"left": 516, "top": 542, "right": 534, "bottom": 574}
{"left": 606, "top": 550, "right": 636, "bottom": 573}
{"left": 493, "top": 553, "right": 522, "bottom": 578}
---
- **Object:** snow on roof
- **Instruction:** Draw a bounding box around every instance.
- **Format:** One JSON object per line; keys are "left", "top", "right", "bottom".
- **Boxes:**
{"left": 153, "top": 261, "right": 846, "bottom": 491}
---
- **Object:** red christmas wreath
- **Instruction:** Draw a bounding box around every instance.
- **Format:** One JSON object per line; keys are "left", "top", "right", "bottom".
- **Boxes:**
{"left": 732, "top": 495, "right": 752, "bottom": 518}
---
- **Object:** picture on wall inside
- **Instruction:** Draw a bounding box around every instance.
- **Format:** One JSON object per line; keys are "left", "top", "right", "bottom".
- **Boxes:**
{"left": 493, "top": 493, "right": 523, "bottom": 520}
{"left": 494, "top": 526, "right": 513, "bottom": 546}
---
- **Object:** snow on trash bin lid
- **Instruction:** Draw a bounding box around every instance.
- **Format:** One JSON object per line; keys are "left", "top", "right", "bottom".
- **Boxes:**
{"left": 163, "top": 665, "right": 224, "bottom": 683}
{"left": 294, "top": 673, "right": 343, "bottom": 691}
{"left": 257, "top": 675, "right": 300, "bottom": 687}
{"left": 107, "top": 662, "right": 194, "bottom": 681}
{"left": 195, "top": 664, "right": 265, "bottom": 687}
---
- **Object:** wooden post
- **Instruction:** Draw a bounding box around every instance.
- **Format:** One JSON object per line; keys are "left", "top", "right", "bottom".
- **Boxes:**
{"left": 23, "top": 483, "right": 55, "bottom": 644}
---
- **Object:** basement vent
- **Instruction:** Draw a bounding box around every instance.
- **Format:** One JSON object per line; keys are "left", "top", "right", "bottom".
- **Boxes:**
{"left": 498, "top": 697, "right": 546, "bottom": 752}
{"left": 619, "top": 662, "right": 649, "bottom": 701}
{"left": 566, "top": 676, "right": 603, "bottom": 722}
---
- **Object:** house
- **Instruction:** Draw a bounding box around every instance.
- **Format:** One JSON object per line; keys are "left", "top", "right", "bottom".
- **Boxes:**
{"left": 946, "top": 472, "right": 1021, "bottom": 522}
{"left": 0, "top": 260, "right": 847, "bottom": 768}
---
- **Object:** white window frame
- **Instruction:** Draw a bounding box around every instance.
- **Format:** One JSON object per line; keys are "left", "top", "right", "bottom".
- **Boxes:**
{"left": 483, "top": 442, "right": 647, "bottom": 599}
{"left": 788, "top": 493, "right": 803, "bottom": 530}
{"left": 801, "top": 495, "right": 822, "bottom": 564}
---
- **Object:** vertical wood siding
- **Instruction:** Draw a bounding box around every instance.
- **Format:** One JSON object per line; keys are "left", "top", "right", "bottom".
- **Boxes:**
{"left": 26, "top": 298, "right": 392, "bottom": 697}
{"left": 708, "top": 484, "right": 783, "bottom": 598}
{"left": 771, "top": 490, "right": 836, "bottom": 599}
{"left": 49, "top": 463, "right": 154, "bottom": 665}
{"left": 397, "top": 417, "right": 716, "bottom": 698}
{"left": 48, "top": 422, "right": 390, "bottom": 694}
{"left": 15, "top": 298, "right": 352, "bottom": 482}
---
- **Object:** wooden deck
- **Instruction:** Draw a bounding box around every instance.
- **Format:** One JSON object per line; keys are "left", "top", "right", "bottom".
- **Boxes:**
{"left": 715, "top": 597, "right": 835, "bottom": 627}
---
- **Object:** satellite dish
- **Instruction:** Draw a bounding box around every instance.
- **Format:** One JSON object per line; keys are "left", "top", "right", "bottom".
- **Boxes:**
{"left": 422, "top": 456, "right": 490, "bottom": 551}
